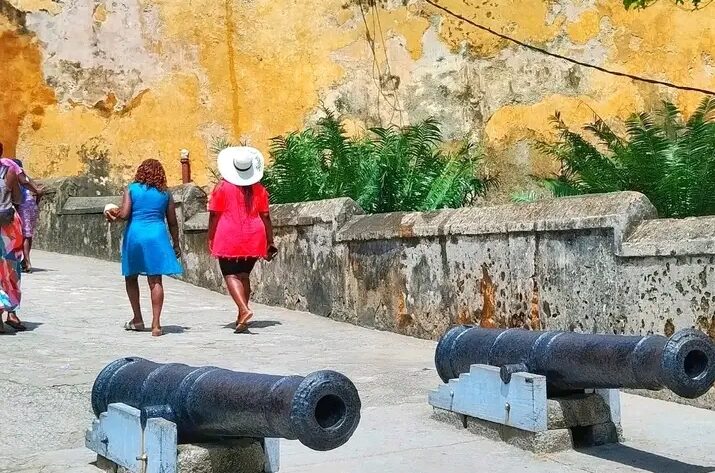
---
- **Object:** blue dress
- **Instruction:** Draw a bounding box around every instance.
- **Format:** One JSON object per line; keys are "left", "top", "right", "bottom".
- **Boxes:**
{"left": 121, "top": 183, "right": 183, "bottom": 277}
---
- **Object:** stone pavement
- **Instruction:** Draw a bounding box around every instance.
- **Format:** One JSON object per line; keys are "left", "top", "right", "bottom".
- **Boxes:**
{"left": 1, "top": 251, "right": 714, "bottom": 473}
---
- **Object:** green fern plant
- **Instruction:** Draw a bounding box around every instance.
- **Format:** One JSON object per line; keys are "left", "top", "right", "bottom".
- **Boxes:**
{"left": 537, "top": 97, "right": 715, "bottom": 218}
{"left": 263, "top": 110, "right": 495, "bottom": 213}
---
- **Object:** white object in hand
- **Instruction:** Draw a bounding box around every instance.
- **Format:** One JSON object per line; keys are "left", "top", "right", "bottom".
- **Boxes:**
{"left": 104, "top": 203, "right": 119, "bottom": 214}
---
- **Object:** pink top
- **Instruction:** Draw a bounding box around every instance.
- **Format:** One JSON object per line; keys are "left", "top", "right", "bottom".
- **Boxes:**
{"left": 0, "top": 158, "right": 21, "bottom": 175}
{"left": 209, "top": 180, "right": 270, "bottom": 258}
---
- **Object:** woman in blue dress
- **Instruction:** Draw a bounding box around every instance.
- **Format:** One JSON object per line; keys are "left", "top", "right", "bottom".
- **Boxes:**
{"left": 105, "top": 159, "right": 183, "bottom": 337}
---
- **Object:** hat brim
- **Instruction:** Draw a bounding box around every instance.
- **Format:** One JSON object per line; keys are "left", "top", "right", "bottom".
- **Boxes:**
{"left": 217, "top": 147, "right": 265, "bottom": 186}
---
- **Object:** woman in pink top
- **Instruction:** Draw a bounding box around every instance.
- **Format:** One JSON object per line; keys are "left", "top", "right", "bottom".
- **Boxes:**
{"left": 208, "top": 147, "right": 275, "bottom": 333}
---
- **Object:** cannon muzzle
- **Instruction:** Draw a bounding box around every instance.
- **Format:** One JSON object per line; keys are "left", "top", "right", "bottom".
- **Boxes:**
{"left": 435, "top": 326, "right": 715, "bottom": 399}
{"left": 91, "top": 357, "right": 361, "bottom": 451}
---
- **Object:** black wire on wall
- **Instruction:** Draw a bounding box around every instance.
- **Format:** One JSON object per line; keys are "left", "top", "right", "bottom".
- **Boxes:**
{"left": 423, "top": 0, "right": 715, "bottom": 96}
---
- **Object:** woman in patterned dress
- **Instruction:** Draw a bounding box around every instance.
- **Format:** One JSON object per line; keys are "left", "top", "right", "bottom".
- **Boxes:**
{"left": 0, "top": 157, "right": 24, "bottom": 333}
{"left": 11, "top": 159, "right": 42, "bottom": 273}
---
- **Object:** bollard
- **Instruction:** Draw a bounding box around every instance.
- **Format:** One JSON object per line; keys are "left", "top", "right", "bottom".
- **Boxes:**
{"left": 180, "top": 149, "right": 191, "bottom": 184}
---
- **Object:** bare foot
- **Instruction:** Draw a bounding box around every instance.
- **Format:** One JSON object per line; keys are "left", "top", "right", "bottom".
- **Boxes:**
{"left": 151, "top": 327, "right": 163, "bottom": 337}
{"left": 238, "top": 311, "right": 254, "bottom": 326}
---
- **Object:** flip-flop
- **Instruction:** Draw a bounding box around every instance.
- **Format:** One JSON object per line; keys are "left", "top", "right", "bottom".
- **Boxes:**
{"left": 5, "top": 319, "right": 26, "bottom": 331}
{"left": 234, "top": 323, "right": 249, "bottom": 334}
{"left": 124, "top": 321, "right": 145, "bottom": 332}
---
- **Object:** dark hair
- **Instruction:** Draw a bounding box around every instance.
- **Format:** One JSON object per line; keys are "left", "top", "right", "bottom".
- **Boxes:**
{"left": 0, "top": 142, "right": 4, "bottom": 156}
{"left": 12, "top": 159, "right": 22, "bottom": 169}
{"left": 241, "top": 185, "right": 254, "bottom": 214}
{"left": 135, "top": 159, "right": 168, "bottom": 191}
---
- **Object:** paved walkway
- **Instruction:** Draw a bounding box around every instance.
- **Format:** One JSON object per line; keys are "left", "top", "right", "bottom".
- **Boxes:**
{"left": 1, "top": 252, "right": 714, "bottom": 472}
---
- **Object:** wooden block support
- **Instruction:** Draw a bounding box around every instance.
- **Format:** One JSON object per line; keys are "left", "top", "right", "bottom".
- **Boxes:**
{"left": 87, "top": 403, "right": 280, "bottom": 473}
{"left": 85, "top": 404, "right": 143, "bottom": 471}
{"left": 429, "top": 364, "right": 548, "bottom": 432}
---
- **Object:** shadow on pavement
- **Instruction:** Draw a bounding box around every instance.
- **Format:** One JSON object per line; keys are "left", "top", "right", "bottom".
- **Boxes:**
{"left": 579, "top": 444, "right": 715, "bottom": 473}
{"left": 19, "top": 321, "right": 43, "bottom": 332}
{"left": 222, "top": 320, "right": 282, "bottom": 334}
{"left": 1, "top": 321, "right": 43, "bottom": 333}
{"left": 162, "top": 325, "right": 190, "bottom": 334}
{"left": 24, "top": 267, "right": 55, "bottom": 273}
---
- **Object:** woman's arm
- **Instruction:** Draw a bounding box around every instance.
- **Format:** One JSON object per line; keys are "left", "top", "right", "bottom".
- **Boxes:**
{"left": 6, "top": 169, "right": 22, "bottom": 207}
{"left": 18, "top": 173, "right": 42, "bottom": 196}
{"left": 118, "top": 188, "right": 132, "bottom": 220}
{"left": 208, "top": 211, "right": 218, "bottom": 252}
{"left": 260, "top": 212, "right": 274, "bottom": 246}
{"left": 260, "top": 210, "right": 275, "bottom": 258}
{"left": 166, "top": 194, "right": 181, "bottom": 256}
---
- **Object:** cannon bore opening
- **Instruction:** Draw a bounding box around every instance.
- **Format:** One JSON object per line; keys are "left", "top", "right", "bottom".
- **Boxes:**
{"left": 314, "top": 394, "right": 346, "bottom": 429}
{"left": 684, "top": 350, "right": 708, "bottom": 379}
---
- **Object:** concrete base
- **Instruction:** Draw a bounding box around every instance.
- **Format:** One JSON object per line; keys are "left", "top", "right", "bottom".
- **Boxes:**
{"left": 96, "top": 439, "right": 273, "bottom": 473}
{"left": 432, "top": 392, "right": 623, "bottom": 454}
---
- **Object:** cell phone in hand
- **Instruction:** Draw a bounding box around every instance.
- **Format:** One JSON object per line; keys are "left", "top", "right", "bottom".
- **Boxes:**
{"left": 266, "top": 245, "right": 278, "bottom": 261}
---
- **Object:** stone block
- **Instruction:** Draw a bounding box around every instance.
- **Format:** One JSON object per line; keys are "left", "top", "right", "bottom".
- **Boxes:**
{"left": 96, "top": 438, "right": 271, "bottom": 473}
{"left": 62, "top": 196, "right": 122, "bottom": 215}
{"left": 431, "top": 409, "right": 573, "bottom": 453}
{"left": 547, "top": 394, "right": 613, "bottom": 430}
{"left": 570, "top": 422, "right": 622, "bottom": 448}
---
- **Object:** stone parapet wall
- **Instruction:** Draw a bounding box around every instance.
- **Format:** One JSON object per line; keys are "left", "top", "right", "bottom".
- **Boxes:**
{"left": 34, "top": 178, "right": 715, "bottom": 409}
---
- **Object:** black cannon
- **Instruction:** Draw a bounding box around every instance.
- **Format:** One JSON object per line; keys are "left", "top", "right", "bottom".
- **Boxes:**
{"left": 91, "top": 357, "right": 361, "bottom": 451}
{"left": 435, "top": 326, "right": 715, "bottom": 399}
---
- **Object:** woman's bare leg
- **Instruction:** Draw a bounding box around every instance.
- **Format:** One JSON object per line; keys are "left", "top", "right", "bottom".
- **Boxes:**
{"left": 225, "top": 274, "right": 251, "bottom": 322}
{"left": 242, "top": 276, "right": 251, "bottom": 307}
{"left": 23, "top": 237, "right": 32, "bottom": 271}
{"left": 125, "top": 276, "right": 143, "bottom": 325}
{"left": 147, "top": 276, "right": 164, "bottom": 336}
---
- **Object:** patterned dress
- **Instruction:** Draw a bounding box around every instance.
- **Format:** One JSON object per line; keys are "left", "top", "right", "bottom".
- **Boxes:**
{"left": 0, "top": 165, "right": 23, "bottom": 311}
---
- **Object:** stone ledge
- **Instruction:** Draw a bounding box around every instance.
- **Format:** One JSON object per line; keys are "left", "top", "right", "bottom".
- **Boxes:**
{"left": 336, "top": 192, "right": 656, "bottom": 248}
{"left": 184, "top": 197, "right": 364, "bottom": 232}
{"left": 269, "top": 197, "right": 363, "bottom": 227}
{"left": 61, "top": 196, "right": 122, "bottom": 215}
{"left": 621, "top": 216, "right": 715, "bottom": 257}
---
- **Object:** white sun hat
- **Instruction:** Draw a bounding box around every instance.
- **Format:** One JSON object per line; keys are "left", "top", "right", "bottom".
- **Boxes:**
{"left": 217, "top": 146, "right": 265, "bottom": 186}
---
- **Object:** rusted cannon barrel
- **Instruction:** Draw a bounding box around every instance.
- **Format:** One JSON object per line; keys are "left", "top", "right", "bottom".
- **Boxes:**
{"left": 435, "top": 326, "right": 715, "bottom": 399}
{"left": 92, "top": 357, "right": 361, "bottom": 451}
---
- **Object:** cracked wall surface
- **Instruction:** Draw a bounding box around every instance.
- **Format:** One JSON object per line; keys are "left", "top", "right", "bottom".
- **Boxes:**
{"left": 1, "top": 0, "right": 714, "bottom": 193}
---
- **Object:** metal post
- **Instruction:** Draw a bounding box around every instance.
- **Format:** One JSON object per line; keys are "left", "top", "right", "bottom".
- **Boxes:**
{"left": 180, "top": 149, "right": 191, "bottom": 184}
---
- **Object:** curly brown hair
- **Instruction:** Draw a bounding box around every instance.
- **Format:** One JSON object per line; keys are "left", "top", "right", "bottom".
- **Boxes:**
{"left": 134, "top": 159, "right": 167, "bottom": 191}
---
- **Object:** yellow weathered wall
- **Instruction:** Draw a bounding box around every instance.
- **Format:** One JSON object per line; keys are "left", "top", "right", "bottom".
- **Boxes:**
{"left": 1, "top": 0, "right": 714, "bottom": 194}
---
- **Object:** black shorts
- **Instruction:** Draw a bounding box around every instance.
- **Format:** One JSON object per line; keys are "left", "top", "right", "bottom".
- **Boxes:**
{"left": 218, "top": 258, "right": 258, "bottom": 276}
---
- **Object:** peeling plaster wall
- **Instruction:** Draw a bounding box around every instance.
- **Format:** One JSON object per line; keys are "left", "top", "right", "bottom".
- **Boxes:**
{"left": 2, "top": 0, "right": 715, "bottom": 195}
{"left": 35, "top": 186, "right": 715, "bottom": 409}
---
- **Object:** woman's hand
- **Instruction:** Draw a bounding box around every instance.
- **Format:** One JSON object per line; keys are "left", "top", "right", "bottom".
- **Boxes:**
{"left": 104, "top": 208, "right": 120, "bottom": 222}
{"left": 173, "top": 243, "right": 182, "bottom": 258}
{"left": 266, "top": 244, "right": 278, "bottom": 261}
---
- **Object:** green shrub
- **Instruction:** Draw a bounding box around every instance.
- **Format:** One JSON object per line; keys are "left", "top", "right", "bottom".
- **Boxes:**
{"left": 261, "top": 110, "right": 496, "bottom": 213}
{"left": 533, "top": 97, "right": 715, "bottom": 218}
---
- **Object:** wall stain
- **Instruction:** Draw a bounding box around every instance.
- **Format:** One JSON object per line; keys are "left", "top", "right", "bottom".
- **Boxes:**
{"left": 224, "top": 0, "right": 240, "bottom": 138}
{"left": 396, "top": 291, "right": 413, "bottom": 329}
{"left": 664, "top": 318, "right": 675, "bottom": 337}
{"left": 529, "top": 276, "right": 541, "bottom": 330}
{"left": 479, "top": 263, "right": 497, "bottom": 328}
{"left": 0, "top": 26, "right": 55, "bottom": 155}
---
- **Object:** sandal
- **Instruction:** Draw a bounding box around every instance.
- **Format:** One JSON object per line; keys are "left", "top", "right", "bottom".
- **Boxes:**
{"left": 5, "top": 315, "right": 26, "bottom": 332}
{"left": 124, "top": 321, "right": 145, "bottom": 332}
{"left": 151, "top": 327, "right": 163, "bottom": 337}
{"left": 0, "top": 321, "right": 6, "bottom": 334}
{"left": 234, "top": 323, "right": 249, "bottom": 334}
